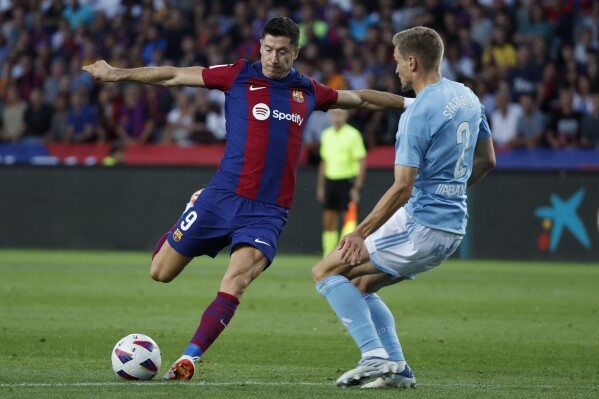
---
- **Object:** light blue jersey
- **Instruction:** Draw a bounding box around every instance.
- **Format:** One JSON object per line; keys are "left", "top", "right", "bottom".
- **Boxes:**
{"left": 395, "top": 78, "right": 492, "bottom": 235}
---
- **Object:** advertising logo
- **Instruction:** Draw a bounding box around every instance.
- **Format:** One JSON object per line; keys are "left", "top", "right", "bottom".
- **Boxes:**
{"left": 534, "top": 189, "right": 591, "bottom": 252}
{"left": 252, "top": 103, "right": 270, "bottom": 121}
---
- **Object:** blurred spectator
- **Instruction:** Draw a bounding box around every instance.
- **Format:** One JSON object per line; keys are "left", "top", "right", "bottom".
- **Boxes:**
{"left": 96, "top": 85, "right": 118, "bottom": 142}
{"left": 298, "top": 4, "right": 328, "bottom": 48}
{"left": 469, "top": 3, "right": 494, "bottom": 48}
{"left": 0, "top": 85, "right": 27, "bottom": 142}
{"left": 572, "top": 75, "right": 594, "bottom": 114}
{"left": 14, "top": 55, "right": 43, "bottom": 101}
{"left": 514, "top": 3, "right": 553, "bottom": 46}
{"left": 574, "top": 26, "right": 597, "bottom": 66}
{"left": 163, "top": 8, "right": 193, "bottom": 62}
{"left": 190, "top": 91, "right": 214, "bottom": 144}
{"left": 114, "top": 85, "right": 154, "bottom": 144}
{"left": 490, "top": 89, "right": 522, "bottom": 150}
{"left": 514, "top": 93, "right": 545, "bottom": 149}
{"left": 163, "top": 90, "right": 195, "bottom": 146}
{"left": 502, "top": 46, "right": 542, "bottom": 103}
{"left": 348, "top": 2, "right": 375, "bottom": 42}
{"left": 43, "top": 58, "right": 66, "bottom": 104}
{"left": 545, "top": 89, "right": 582, "bottom": 148}
{"left": 22, "top": 87, "right": 53, "bottom": 143}
{"left": 142, "top": 25, "right": 167, "bottom": 66}
{"left": 62, "top": 0, "right": 95, "bottom": 29}
{"left": 206, "top": 98, "right": 226, "bottom": 142}
{"left": 580, "top": 93, "right": 599, "bottom": 148}
{"left": 49, "top": 93, "right": 69, "bottom": 142}
{"left": 65, "top": 91, "right": 99, "bottom": 143}
{"left": 482, "top": 27, "right": 517, "bottom": 74}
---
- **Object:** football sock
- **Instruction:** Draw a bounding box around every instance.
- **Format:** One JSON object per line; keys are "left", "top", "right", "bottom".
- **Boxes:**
{"left": 183, "top": 291, "right": 239, "bottom": 361}
{"left": 322, "top": 230, "right": 339, "bottom": 257}
{"left": 363, "top": 293, "right": 405, "bottom": 362}
{"left": 151, "top": 232, "right": 169, "bottom": 260}
{"left": 316, "top": 275, "right": 387, "bottom": 356}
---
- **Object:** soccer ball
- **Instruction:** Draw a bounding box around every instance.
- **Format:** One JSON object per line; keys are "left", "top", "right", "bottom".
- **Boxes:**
{"left": 111, "top": 334, "right": 162, "bottom": 380}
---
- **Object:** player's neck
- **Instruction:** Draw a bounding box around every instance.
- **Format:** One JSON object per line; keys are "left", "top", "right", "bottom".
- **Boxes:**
{"left": 413, "top": 72, "right": 442, "bottom": 95}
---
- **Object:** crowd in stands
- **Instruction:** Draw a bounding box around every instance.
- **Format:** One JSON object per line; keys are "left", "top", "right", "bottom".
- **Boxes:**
{"left": 1, "top": 0, "right": 599, "bottom": 163}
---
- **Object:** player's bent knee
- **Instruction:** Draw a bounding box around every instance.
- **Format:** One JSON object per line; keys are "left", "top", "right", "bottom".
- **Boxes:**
{"left": 149, "top": 262, "right": 174, "bottom": 283}
{"left": 311, "top": 261, "right": 328, "bottom": 283}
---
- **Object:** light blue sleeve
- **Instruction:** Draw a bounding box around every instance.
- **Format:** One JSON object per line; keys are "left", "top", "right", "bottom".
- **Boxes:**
{"left": 478, "top": 105, "right": 492, "bottom": 139}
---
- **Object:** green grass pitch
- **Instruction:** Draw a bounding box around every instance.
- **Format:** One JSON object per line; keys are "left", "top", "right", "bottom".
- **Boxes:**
{"left": 1, "top": 249, "right": 598, "bottom": 398}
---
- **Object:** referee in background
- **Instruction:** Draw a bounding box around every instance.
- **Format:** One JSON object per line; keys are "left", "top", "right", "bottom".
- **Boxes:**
{"left": 317, "top": 109, "right": 367, "bottom": 257}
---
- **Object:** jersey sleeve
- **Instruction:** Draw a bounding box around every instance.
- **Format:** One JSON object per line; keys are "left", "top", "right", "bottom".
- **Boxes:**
{"left": 394, "top": 111, "right": 429, "bottom": 168}
{"left": 310, "top": 79, "right": 339, "bottom": 111}
{"left": 201, "top": 59, "right": 246, "bottom": 92}
{"left": 478, "top": 105, "right": 492, "bottom": 139}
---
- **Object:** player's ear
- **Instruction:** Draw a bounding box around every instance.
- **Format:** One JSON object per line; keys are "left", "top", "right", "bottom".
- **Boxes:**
{"left": 293, "top": 45, "right": 300, "bottom": 60}
{"left": 408, "top": 55, "right": 417, "bottom": 72}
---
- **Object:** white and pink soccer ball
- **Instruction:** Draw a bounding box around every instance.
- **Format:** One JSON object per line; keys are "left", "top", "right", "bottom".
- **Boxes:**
{"left": 111, "top": 334, "right": 161, "bottom": 380}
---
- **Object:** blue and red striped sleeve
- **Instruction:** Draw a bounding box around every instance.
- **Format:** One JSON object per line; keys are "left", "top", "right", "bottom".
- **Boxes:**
{"left": 310, "top": 79, "right": 339, "bottom": 111}
{"left": 201, "top": 60, "right": 246, "bottom": 92}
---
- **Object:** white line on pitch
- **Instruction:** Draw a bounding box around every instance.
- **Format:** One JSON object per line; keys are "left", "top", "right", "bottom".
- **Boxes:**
{"left": 0, "top": 382, "right": 597, "bottom": 390}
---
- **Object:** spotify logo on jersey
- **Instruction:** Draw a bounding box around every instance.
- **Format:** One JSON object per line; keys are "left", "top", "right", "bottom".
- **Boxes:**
{"left": 252, "top": 103, "right": 270, "bottom": 121}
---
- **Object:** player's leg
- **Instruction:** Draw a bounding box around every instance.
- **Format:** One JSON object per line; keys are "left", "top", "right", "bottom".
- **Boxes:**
{"left": 164, "top": 194, "right": 286, "bottom": 381}
{"left": 149, "top": 189, "right": 204, "bottom": 282}
{"left": 150, "top": 240, "right": 193, "bottom": 283}
{"left": 322, "top": 209, "right": 340, "bottom": 256}
{"left": 312, "top": 248, "right": 399, "bottom": 387}
{"left": 164, "top": 245, "right": 268, "bottom": 380}
{"left": 353, "top": 275, "right": 417, "bottom": 389}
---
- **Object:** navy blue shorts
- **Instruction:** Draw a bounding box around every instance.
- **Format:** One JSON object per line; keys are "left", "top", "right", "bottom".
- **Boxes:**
{"left": 166, "top": 185, "right": 288, "bottom": 263}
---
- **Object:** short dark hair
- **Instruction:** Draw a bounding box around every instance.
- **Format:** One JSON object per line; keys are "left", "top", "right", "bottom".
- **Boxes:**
{"left": 262, "top": 17, "right": 300, "bottom": 47}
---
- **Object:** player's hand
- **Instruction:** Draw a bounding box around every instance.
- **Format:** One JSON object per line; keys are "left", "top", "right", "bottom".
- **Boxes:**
{"left": 338, "top": 231, "right": 364, "bottom": 266}
{"left": 82, "top": 60, "right": 115, "bottom": 82}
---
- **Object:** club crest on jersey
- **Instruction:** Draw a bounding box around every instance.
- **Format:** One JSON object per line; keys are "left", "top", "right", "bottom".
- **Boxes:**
{"left": 173, "top": 229, "right": 183, "bottom": 242}
{"left": 292, "top": 90, "right": 304, "bottom": 103}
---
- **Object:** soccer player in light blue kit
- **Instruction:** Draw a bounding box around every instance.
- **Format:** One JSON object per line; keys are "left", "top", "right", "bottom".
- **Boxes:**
{"left": 312, "top": 26, "right": 496, "bottom": 388}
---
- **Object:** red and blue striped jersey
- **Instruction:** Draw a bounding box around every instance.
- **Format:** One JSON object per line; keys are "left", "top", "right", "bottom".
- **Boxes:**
{"left": 202, "top": 60, "right": 339, "bottom": 208}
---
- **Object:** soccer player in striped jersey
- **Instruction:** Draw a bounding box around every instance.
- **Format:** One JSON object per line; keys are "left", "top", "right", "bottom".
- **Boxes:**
{"left": 312, "top": 26, "right": 496, "bottom": 388}
{"left": 83, "top": 16, "right": 413, "bottom": 381}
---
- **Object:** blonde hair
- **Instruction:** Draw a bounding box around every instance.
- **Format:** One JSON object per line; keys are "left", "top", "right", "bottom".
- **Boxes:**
{"left": 392, "top": 26, "right": 444, "bottom": 72}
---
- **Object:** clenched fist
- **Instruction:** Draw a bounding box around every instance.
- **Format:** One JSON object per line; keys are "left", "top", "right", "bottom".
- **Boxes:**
{"left": 82, "top": 60, "right": 116, "bottom": 82}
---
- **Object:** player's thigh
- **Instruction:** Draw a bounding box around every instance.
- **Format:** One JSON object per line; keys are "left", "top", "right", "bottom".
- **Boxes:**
{"left": 150, "top": 240, "right": 193, "bottom": 283}
{"left": 220, "top": 244, "right": 270, "bottom": 297}
{"left": 311, "top": 243, "right": 379, "bottom": 282}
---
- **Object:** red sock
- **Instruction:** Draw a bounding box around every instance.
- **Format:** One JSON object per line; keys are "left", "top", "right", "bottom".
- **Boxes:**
{"left": 188, "top": 292, "right": 239, "bottom": 356}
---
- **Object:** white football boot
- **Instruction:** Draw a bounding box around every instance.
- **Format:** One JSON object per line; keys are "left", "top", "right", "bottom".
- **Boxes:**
{"left": 361, "top": 362, "right": 417, "bottom": 389}
{"left": 336, "top": 357, "right": 399, "bottom": 388}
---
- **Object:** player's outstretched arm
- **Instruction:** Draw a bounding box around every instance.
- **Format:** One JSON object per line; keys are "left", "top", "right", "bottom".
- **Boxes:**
{"left": 82, "top": 60, "right": 206, "bottom": 87}
{"left": 333, "top": 90, "right": 413, "bottom": 111}
{"left": 467, "top": 137, "right": 496, "bottom": 187}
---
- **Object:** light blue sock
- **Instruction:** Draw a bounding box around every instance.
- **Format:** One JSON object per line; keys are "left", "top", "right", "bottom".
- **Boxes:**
{"left": 183, "top": 343, "right": 202, "bottom": 361}
{"left": 316, "top": 275, "right": 385, "bottom": 355}
{"left": 363, "top": 293, "right": 405, "bottom": 362}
